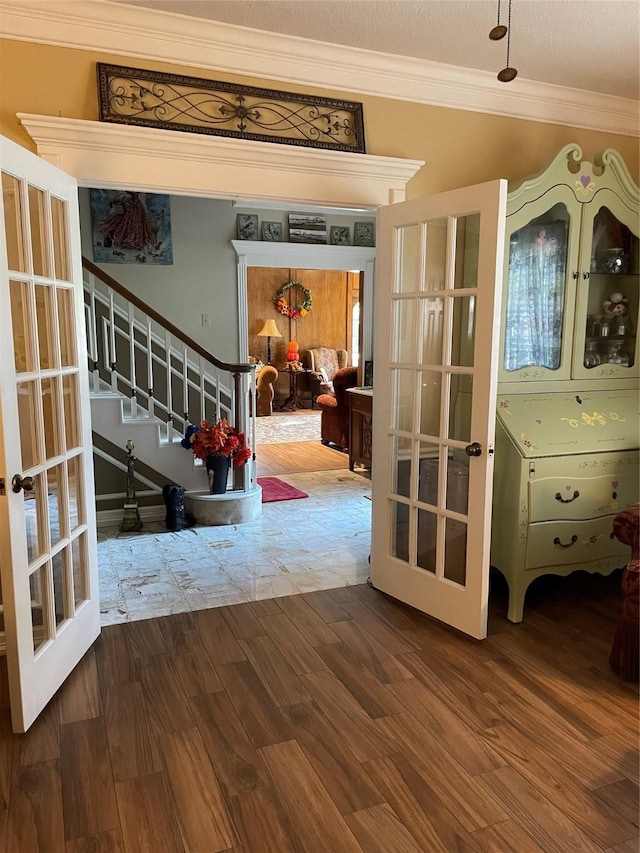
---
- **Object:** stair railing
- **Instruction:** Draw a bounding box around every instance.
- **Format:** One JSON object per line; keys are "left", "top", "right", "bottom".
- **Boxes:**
{"left": 83, "top": 257, "right": 256, "bottom": 491}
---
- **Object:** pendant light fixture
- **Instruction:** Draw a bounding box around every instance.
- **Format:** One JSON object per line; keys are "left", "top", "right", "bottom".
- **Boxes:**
{"left": 489, "top": 0, "right": 518, "bottom": 83}
{"left": 489, "top": 0, "right": 507, "bottom": 40}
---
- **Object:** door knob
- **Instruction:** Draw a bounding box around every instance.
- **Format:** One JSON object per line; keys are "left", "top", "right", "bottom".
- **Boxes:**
{"left": 12, "top": 474, "right": 35, "bottom": 493}
{"left": 464, "top": 442, "right": 482, "bottom": 457}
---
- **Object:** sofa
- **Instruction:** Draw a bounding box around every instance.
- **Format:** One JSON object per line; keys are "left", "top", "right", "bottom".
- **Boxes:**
{"left": 316, "top": 366, "right": 358, "bottom": 449}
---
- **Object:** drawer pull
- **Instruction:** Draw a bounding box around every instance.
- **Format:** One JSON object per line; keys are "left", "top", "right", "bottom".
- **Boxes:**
{"left": 555, "top": 490, "right": 580, "bottom": 504}
{"left": 554, "top": 535, "right": 578, "bottom": 549}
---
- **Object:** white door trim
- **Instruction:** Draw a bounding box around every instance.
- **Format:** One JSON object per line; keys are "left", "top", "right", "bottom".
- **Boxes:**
{"left": 17, "top": 115, "right": 423, "bottom": 208}
{"left": 230, "top": 240, "right": 376, "bottom": 362}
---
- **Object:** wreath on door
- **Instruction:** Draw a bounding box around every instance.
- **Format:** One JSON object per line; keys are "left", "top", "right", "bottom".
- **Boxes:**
{"left": 274, "top": 281, "right": 312, "bottom": 319}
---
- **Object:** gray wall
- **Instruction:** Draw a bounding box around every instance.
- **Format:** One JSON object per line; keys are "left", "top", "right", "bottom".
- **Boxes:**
{"left": 78, "top": 190, "right": 375, "bottom": 364}
{"left": 79, "top": 191, "right": 241, "bottom": 361}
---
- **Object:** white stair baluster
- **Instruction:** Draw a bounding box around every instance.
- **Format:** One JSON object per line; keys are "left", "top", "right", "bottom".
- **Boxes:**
{"left": 108, "top": 291, "right": 117, "bottom": 391}
{"left": 182, "top": 345, "right": 189, "bottom": 427}
{"left": 146, "top": 318, "right": 154, "bottom": 420}
{"left": 215, "top": 368, "right": 221, "bottom": 423}
{"left": 165, "top": 329, "right": 173, "bottom": 441}
{"left": 199, "top": 355, "right": 206, "bottom": 423}
{"left": 128, "top": 303, "right": 137, "bottom": 417}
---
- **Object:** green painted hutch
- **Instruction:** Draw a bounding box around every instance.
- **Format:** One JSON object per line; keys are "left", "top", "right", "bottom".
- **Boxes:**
{"left": 491, "top": 145, "right": 639, "bottom": 622}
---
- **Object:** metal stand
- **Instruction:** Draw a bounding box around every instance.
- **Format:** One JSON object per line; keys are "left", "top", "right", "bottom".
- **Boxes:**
{"left": 120, "top": 439, "right": 143, "bottom": 532}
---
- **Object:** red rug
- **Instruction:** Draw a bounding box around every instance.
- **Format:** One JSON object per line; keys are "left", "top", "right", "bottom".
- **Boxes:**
{"left": 257, "top": 477, "right": 309, "bottom": 503}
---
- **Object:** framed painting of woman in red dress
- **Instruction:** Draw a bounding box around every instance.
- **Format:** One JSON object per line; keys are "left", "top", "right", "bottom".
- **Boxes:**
{"left": 90, "top": 189, "right": 173, "bottom": 265}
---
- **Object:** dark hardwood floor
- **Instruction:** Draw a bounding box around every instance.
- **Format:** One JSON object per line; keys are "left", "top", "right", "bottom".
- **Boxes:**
{"left": 0, "top": 570, "right": 637, "bottom": 851}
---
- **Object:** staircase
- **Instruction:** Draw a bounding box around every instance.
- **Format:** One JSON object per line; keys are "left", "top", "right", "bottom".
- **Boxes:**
{"left": 83, "top": 258, "right": 257, "bottom": 515}
{"left": 90, "top": 382, "right": 207, "bottom": 492}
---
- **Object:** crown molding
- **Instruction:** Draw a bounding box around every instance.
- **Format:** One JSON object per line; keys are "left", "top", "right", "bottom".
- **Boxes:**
{"left": 2, "top": 0, "right": 637, "bottom": 137}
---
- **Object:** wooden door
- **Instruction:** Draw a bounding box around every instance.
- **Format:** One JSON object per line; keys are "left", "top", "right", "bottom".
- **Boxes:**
{"left": 0, "top": 136, "right": 100, "bottom": 731}
{"left": 371, "top": 180, "right": 507, "bottom": 639}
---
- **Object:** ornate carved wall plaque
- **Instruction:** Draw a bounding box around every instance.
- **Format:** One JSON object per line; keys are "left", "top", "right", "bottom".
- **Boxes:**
{"left": 97, "top": 63, "right": 366, "bottom": 153}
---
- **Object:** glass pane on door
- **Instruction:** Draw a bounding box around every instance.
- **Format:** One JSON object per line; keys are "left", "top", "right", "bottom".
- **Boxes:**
{"left": 397, "top": 223, "right": 421, "bottom": 293}
{"left": 48, "top": 462, "right": 66, "bottom": 546}
{"left": 29, "top": 566, "right": 49, "bottom": 653}
{"left": 35, "top": 284, "right": 57, "bottom": 369}
{"left": 71, "top": 532, "right": 88, "bottom": 609}
{"left": 42, "top": 377, "right": 62, "bottom": 460}
{"left": 417, "top": 508, "right": 437, "bottom": 573}
{"left": 10, "top": 279, "right": 34, "bottom": 373}
{"left": 444, "top": 516, "right": 467, "bottom": 584}
{"left": 25, "top": 472, "right": 45, "bottom": 565}
{"left": 57, "top": 287, "right": 77, "bottom": 366}
{"left": 52, "top": 550, "right": 67, "bottom": 627}
{"left": 17, "top": 380, "right": 42, "bottom": 471}
{"left": 424, "top": 218, "right": 447, "bottom": 291}
{"left": 51, "top": 196, "right": 71, "bottom": 282}
{"left": 2, "top": 172, "right": 26, "bottom": 272}
{"left": 391, "top": 500, "right": 410, "bottom": 562}
{"left": 28, "top": 185, "right": 48, "bottom": 278}
{"left": 419, "top": 296, "right": 444, "bottom": 364}
{"left": 62, "top": 374, "right": 80, "bottom": 449}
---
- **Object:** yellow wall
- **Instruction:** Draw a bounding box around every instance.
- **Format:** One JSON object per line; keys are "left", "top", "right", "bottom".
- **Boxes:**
{"left": 1, "top": 39, "right": 638, "bottom": 195}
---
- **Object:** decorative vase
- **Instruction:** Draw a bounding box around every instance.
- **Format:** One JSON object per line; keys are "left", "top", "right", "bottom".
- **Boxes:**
{"left": 205, "top": 454, "right": 230, "bottom": 494}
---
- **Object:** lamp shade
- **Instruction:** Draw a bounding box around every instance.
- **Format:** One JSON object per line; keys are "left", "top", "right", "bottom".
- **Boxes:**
{"left": 257, "top": 319, "right": 282, "bottom": 338}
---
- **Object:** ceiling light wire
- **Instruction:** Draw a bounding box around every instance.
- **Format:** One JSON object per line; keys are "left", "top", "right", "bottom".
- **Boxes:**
{"left": 497, "top": 0, "right": 518, "bottom": 82}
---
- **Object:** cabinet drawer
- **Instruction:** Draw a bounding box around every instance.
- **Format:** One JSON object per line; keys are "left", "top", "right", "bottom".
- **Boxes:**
{"left": 525, "top": 516, "right": 628, "bottom": 570}
{"left": 529, "top": 471, "right": 639, "bottom": 522}
{"left": 350, "top": 393, "right": 372, "bottom": 416}
{"left": 530, "top": 451, "right": 638, "bottom": 482}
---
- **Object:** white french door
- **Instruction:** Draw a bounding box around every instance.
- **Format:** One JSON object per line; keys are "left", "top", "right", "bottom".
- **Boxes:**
{"left": 371, "top": 180, "right": 507, "bottom": 639}
{"left": 0, "top": 136, "right": 100, "bottom": 732}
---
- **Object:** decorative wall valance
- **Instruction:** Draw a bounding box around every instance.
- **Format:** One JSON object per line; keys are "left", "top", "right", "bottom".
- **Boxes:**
{"left": 97, "top": 63, "right": 366, "bottom": 154}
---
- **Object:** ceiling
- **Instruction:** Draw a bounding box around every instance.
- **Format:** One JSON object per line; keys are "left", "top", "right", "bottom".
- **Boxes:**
{"left": 110, "top": 0, "right": 640, "bottom": 101}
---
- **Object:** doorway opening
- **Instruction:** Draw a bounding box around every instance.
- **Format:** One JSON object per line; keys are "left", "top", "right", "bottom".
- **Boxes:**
{"left": 17, "top": 115, "right": 420, "bottom": 627}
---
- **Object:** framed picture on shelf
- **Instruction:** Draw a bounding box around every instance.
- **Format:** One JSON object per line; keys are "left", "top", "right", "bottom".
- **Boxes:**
{"left": 288, "top": 213, "right": 327, "bottom": 244}
{"left": 354, "top": 221, "right": 375, "bottom": 247}
{"left": 329, "top": 225, "right": 351, "bottom": 246}
{"left": 236, "top": 213, "right": 259, "bottom": 240}
{"left": 261, "top": 221, "right": 283, "bottom": 241}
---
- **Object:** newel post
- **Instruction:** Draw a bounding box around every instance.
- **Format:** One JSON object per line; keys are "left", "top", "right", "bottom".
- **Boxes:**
{"left": 232, "top": 370, "right": 251, "bottom": 491}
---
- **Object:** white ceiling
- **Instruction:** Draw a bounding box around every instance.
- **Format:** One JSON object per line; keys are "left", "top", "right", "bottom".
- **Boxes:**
{"left": 110, "top": 0, "right": 639, "bottom": 101}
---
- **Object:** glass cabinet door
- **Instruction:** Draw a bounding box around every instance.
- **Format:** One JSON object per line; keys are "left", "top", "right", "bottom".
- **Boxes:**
{"left": 499, "top": 186, "right": 581, "bottom": 384}
{"left": 574, "top": 197, "right": 639, "bottom": 379}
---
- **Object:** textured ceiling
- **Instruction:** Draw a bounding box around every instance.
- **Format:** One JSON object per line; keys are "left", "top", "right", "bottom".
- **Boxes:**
{"left": 109, "top": 0, "right": 640, "bottom": 100}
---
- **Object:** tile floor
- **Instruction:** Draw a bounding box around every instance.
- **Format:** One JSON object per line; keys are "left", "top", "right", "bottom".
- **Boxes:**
{"left": 97, "top": 468, "right": 372, "bottom": 625}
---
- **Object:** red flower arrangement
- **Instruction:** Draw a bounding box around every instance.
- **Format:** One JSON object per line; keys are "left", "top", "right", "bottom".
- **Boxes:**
{"left": 181, "top": 418, "right": 251, "bottom": 467}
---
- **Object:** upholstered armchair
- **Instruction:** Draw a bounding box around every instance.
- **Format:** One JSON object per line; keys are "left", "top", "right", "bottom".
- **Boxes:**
{"left": 308, "top": 346, "right": 349, "bottom": 405}
{"left": 255, "top": 364, "right": 279, "bottom": 416}
{"left": 316, "top": 366, "right": 358, "bottom": 450}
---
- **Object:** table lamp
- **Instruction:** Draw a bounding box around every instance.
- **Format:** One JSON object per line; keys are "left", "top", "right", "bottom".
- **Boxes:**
{"left": 256, "top": 318, "right": 282, "bottom": 364}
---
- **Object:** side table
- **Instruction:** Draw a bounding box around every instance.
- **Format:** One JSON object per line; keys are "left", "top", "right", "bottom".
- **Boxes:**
{"left": 279, "top": 368, "right": 312, "bottom": 411}
{"left": 347, "top": 387, "right": 373, "bottom": 471}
